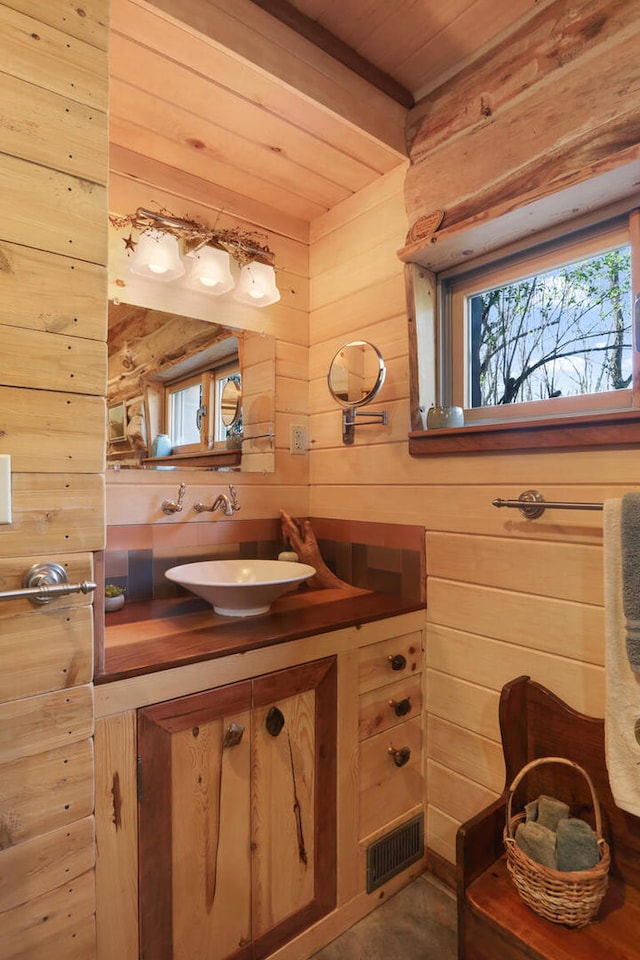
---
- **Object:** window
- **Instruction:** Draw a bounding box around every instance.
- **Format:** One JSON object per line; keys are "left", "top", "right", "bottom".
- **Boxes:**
{"left": 408, "top": 205, "right": 640, "bottom": 454}
{"left": 166, "top": 373, "right": 208, "bottom": 451}
{"left": 444, "top": 216, "right": 637, "bottom": 424}
{"left": 165, "top": 361, "right": 240, "bottom": 454}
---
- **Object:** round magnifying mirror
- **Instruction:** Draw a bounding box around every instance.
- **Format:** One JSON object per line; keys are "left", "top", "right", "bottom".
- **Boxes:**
{"left": 220, "top": 379, "right": 242, "bottom": 428}
{"left": 327, "top": 340, "right": 386, "bottom": 408}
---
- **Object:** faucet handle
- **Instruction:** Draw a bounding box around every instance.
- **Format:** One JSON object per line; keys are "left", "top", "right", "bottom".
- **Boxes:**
{"left": 228, "top": 485, "right": 241, "bottom": 513}
{"left": 162, "top": 482, "right": 186, "bottom": 515}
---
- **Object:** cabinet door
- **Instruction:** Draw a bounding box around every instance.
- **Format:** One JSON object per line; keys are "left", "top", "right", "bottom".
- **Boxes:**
{"left": 138, "top": 681, "right": 253, "bottom": 960}
{"left": 251, "top": 657, "right": 337, "bottom": 960}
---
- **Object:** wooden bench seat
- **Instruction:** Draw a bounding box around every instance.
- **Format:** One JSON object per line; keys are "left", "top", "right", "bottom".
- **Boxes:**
{"left": 466, "top": 858, "right": 640, "bottom": 960}
{"left": 457, "top": 676, "right": 640, "bottom": 960}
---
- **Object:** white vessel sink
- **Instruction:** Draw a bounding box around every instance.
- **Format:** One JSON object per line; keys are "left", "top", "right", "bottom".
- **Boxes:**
{"left": 164, "top": 559, "right": 316, "bottom": 617}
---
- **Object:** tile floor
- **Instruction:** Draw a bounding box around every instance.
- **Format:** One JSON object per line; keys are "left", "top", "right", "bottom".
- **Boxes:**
{"left": 310, "top": 873, "right": 457, "bottom": 960}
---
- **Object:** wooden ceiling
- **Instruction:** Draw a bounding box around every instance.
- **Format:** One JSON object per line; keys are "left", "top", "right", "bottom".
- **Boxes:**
{"left": 254, "top": 0, "right": 552, "bottom": 104}
{"left": 109, "top": 0, "right": 552, "bottom": 241}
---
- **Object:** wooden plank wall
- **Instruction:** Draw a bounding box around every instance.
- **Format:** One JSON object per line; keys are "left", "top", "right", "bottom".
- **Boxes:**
{"left": 309, "top": 0, "right": 640, "bottom": 869}
{"left": 0, "top": 1, "right": 108, "bottom": 957}
{"left": 404, "top": 0, "right": 640, "bottom": 246}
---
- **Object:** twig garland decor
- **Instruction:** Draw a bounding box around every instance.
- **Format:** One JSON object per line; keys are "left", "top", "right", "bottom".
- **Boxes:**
{"left": 109, "top": 206, "right": 275, "bottom": 269}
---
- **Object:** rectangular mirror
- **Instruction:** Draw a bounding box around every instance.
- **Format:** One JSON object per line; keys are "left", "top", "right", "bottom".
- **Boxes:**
{"left": 107, "top": 300, "right": 275, "bottom": 472}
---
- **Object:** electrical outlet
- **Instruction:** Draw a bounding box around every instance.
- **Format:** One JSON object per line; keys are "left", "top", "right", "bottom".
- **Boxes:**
{"left": 289, "top": 424, "right": 307, "bottom": 455}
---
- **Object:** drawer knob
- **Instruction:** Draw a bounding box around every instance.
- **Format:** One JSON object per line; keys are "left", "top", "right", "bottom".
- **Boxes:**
{"left": 389, "top": 697, "right": 412, "bottom": 717}
{"left": 223, "top": 721, "right": 245, "bottom": 748}
{"left": 388, "top": 745, "right": 411, "bottom": 767}
{"left": 265, "top": 706, "right": 285, "bottom": 737}
{"left": 388, "top": 654, "right": 407, "bottom": 671}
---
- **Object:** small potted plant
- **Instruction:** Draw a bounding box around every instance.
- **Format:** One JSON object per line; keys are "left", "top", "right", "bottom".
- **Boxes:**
{"left": 104, "top": 584, "right": 126, "bottom": 612}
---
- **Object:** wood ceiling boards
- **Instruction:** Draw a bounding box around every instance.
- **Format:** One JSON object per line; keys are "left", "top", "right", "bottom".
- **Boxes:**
{"left": 109, "top": 0, "right": 554, "bottom": 237}
{"left": 261, "top": 0, "right": 556, "bottom": 101}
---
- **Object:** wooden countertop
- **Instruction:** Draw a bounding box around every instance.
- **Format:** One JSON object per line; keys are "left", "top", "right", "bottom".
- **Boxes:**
{"left": 99, "top": 586, "right": 425, "bottom": 684}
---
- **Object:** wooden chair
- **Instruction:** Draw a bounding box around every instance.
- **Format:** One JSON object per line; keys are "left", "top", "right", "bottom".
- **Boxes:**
{"left": 456, "top": 675, "right": 640, "bottom": 960}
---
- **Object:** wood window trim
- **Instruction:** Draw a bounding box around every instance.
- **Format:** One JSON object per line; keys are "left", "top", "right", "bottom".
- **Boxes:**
{"left": 142, "top": 447, "right": 241, "bottom": 468}
{"left": 145, "top": 359, "right": 241, "bottom": 466}
{"left": 408, "top": 408, "right": 640, "bottom": 455}
{"left": 405, "top": 203, "right": 640, "bottom": 457}
{"left": 164, "top": 370, "right": 214, "bottom": 454}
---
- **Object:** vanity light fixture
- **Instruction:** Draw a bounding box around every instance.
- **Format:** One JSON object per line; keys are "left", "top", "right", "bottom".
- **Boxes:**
{"left": 234, "top": 261, "right": 281, "bottom": 307}
{"left": 110, "top": 207, "right": 281, "bottom": 308}
{"left": 130, "top": 230, "right": 185, "bottom": 282}
{"left": 185, "top": 245, "right": 234, "bottom": 295}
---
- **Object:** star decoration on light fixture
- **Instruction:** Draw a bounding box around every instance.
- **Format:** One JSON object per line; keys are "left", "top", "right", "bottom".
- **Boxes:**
{"left": 122, "top": 232, "right": 137, "bottom": 254}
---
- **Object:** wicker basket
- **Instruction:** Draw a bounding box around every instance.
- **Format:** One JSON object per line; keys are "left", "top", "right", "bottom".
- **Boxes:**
{"left": 503, "top": 756, "right": 610, "bottom": 927}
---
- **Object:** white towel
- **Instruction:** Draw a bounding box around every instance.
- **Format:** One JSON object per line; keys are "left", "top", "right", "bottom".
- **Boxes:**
{"left": 603, "top": 498, "right": 640, "bottom": 816}
{"left": 621, "top": 493, "right": 640, "bottom": 671}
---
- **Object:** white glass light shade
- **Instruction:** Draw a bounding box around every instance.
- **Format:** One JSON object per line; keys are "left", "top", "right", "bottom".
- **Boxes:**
{"left": 233, "top": 261, "right": 281, "bottom": 307}
{"left": 130, "top": 230, "right": 185, "bottom": 282}
{"left": 186, "top": 245, "right": 234, "bottom": 295}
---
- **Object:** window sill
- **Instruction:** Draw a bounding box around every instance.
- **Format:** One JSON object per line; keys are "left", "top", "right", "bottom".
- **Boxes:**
{"left": 408, "top": 409, "right": 640, "bottom": 455}
{"left": 142, "top": 448, "right": 241, "bottom": 469}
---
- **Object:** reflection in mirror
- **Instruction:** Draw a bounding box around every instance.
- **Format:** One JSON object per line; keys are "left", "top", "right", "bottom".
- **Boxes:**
{"left": 220, "top": 379, "right": 242, "bottom": 427}
{"left": 327, "top": 340, "right": 386, "bottom": 408}
{"left": 327, "top": 340, "right": 389, "bottom": 445}
{"left": 107, "top": 301, "right": 274, "bottom": 471}
{"left": 108, "top": 402, "right": 126, "bottom": 441}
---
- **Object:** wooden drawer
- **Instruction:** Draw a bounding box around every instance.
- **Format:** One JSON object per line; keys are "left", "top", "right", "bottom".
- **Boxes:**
{"left": 358, "top": 675, "right": 422, "bottom": 741}
{"left": 359, "top": 715, "right": 422, "bottom": 839}
{"left": 357, "top": 632, "right": 422, "bottom": 694}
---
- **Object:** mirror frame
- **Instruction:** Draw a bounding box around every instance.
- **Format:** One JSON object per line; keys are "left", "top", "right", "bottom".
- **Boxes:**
{"left": 327, "top": 340, "right": 386, "bottom": 409}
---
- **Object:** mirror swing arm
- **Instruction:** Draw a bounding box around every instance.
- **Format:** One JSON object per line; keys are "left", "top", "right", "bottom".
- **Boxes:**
{"left": 327, "top": 340, "right": 389, "bottom": 445}
{"left": 341, "top": 407, "right": 388, "bottom": 445}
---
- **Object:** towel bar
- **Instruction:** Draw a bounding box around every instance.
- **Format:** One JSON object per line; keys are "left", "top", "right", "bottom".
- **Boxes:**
{"left": 0, "top": 561, "right": 97, "bottom": 604}
{"left": 239, "top": 431, "right": 274, "bottom": 442}
{"left": 492, "top": 489, "right": 603, "bottom": 519}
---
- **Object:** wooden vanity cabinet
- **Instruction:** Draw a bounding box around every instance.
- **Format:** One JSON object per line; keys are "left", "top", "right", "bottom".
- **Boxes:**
{"left": 137, "top": 657, "right": 336, "bottom": 960}
{"left": 95, "top": 611, "right": 427, "bottom": 960}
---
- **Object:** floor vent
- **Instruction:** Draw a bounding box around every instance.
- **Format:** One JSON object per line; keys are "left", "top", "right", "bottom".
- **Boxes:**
{"left": 366, "top": 814, "right": 424, "bottom": 893}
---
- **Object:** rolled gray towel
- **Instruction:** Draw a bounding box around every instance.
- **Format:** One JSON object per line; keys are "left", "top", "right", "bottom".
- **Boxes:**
{"left": 537, "top": 795, "right": 570, "bottom": 831}
{"left": 515, "top": 820, "right": 557, "bottom": 869}
{"left": 625, "top": 620, "right": 640, "bottom": 672}
{"left": 525, "top": 798, "right": 538, "bottom": 822}
{"left": 556, "top": 818, "right": 599, "bottom": 872}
